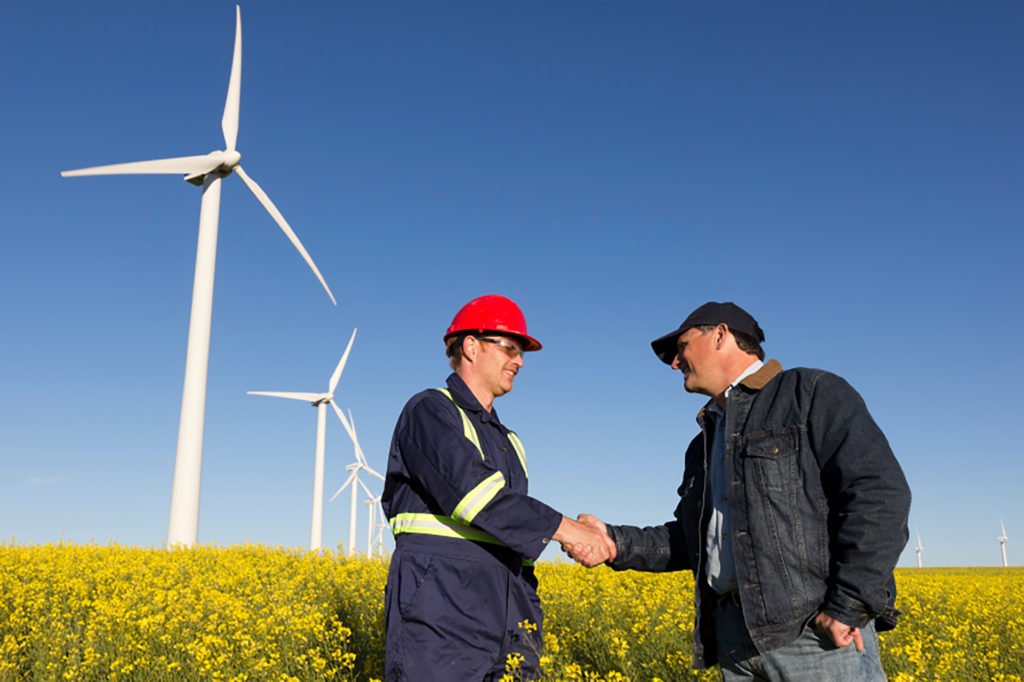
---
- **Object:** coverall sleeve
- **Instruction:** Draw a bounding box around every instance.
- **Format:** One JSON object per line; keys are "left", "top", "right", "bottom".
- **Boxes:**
{"left": 808, "top": 372, "right": 911, "bottom": 628}
{"left": 398, "top": 393, "right": 563, "bottom": 560}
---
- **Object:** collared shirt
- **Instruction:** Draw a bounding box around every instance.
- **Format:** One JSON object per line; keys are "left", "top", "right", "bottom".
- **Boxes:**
{"left": 381, "top": 373, "right": 563, "bottom": 560}
{"left": 705, "top": 359, "right": 763, "bottom": 594}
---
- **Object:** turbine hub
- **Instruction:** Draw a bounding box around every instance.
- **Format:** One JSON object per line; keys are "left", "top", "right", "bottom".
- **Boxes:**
{"left": 221, "top": 150, "right": 242, "bottom": 168}
{"left": 184, "top": 150, "right": 243, "bottom": 186}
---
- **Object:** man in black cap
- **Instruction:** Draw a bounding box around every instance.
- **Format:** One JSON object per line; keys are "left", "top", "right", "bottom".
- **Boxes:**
{"left": 571, "top": 301, "right": 910, "bottom": 680}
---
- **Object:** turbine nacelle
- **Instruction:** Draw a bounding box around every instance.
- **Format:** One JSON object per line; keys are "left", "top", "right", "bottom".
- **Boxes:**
{"left": 185, "top": 150, "right": 242, "bottom": 185}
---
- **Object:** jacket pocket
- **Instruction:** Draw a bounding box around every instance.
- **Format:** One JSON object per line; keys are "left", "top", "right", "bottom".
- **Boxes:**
{"left": 744, "top": 429, "right": 799, "bottom": 493}
{"left": 741, "top": 428, "right": 812, "bottom": 621}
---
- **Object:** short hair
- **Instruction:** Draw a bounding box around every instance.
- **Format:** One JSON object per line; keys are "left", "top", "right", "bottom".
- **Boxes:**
{"left": 695, "top": 324, "right": 765, "bottom": 360}
{"left": 446, "top": 334, "right": 467, "bottom": 370}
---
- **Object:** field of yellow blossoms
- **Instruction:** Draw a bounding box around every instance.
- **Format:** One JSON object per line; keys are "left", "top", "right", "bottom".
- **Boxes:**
{"left": 1, "top": 544, "right": 1022, "bottom": 681}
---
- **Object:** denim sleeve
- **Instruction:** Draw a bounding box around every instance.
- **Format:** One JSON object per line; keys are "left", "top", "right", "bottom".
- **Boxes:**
{"left": 808, "top": 372, "right": 911, "bottom": 628}
{"left": 605, "top": 520, "right": 690, "bottom": 573}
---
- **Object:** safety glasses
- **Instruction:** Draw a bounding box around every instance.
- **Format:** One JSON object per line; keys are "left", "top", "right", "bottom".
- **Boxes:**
{"left": 477, "top": 336, "right": 523, "bottom": 359}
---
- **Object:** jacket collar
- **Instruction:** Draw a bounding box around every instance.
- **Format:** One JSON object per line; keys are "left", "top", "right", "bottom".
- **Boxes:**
{"left": 446, "top": 372, "right": 501, "bottom": 424}
{"left": 695, "top": 359, "right": 782, "bottom": 424}
{"left": 738, "top": 358, "right": 782, "bottom": 390}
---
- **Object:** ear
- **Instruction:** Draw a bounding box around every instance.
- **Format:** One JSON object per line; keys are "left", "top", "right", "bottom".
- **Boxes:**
{"left": 715, "top": 324, "right": 729, "bottom": 350}
{"left": 463, "top": 335, "right": 478, "bottom": 360}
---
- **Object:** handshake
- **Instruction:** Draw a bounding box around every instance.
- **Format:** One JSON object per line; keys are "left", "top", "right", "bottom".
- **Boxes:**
{"left": 553, "top": 514, "right": 616, "bottom": 568}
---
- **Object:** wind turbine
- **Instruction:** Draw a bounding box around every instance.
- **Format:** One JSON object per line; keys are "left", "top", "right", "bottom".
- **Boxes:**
{"left": 61, "top": 6, "right": 336, "bottom": 549}
{"left": 374, "top": 511, "right": 390, "bottom": 556}
{"left": 998, "top": 520, "right": 1009, "bottom": 567}
{"left": 247, "top": 329, "right": 357, "bottom": 551}
{"left": 330, "top": 409, "right": 385, "bottom": 556}
{"left": 364, "top": 492, "right": 384, "bottom": 556}
{"left": 914, "top": 532, "right": 923, "bottom": 568}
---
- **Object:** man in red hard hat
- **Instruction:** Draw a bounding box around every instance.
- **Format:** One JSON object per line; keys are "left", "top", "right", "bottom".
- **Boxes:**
{"left": 381, "top": 294, "right": 612, "bottom": 681}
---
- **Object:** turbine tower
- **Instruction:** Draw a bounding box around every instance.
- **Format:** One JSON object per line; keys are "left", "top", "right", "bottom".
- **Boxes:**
{"left": 247, "top": 330, "right": 357, "bottom": 551}
{"left": 998, "top": 520, "right": 1009, "bottom": 567}
{"left": 914, "top": 533, "right": 923, "bottom": 568}
{"left": 61, "top": 6, "right": 336, "bottom": 549}
{"left": 331, "top": 410, "right": 385, "bottom": 556}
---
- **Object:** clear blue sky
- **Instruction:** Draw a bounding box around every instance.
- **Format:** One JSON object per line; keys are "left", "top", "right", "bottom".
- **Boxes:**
{"left": 1, "top": 1, "right": 1021, "bottom": 567}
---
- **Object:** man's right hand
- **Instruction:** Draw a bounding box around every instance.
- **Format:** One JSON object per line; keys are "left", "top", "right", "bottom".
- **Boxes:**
{"left": 813, "top": 612, "right": 864, "bottom": 652}
{"left": 554, "top": 514, "right": 616, "bottom": 567}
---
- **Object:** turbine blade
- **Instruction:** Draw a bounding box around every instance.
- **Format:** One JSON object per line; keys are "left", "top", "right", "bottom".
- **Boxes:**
{"left": 328, "top": 329, "right": 358, "bottom": 393}
{"left": 234, "top": 165, "right": 337, "bottom": 305}
{"left": 348, "top": 409, "right": 369, "bottom": 467}
{"left": 356, "top": 477, "right": 373, "bottom": 496}
{"left": 222, "top": 5, "right": 242, "bottom": 151}
{"left": 331, "top": 403, "right": 370, "bottom": 468}
{"left": 363, "top": 464, "right": 385, "bottom": 482}
{"left": 247, "top": 391, "right": 325, "bottom": 402}
{"left": 62, "top": 155, "right": 221, "bottom": 177}
{"left": 331, "top": 401, "right": 355, "bottom": 441}
{"left": 329, "top": 471, "right": 357, "bottom": 502}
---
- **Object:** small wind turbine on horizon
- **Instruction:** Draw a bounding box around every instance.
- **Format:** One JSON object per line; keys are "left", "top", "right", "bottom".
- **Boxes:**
{"left": 331, "top": 410, "right": 385, "bottom": 556}
{"left": 61, "top": 6, "right": 336, "bottom": 549}
{"left": 914, "top": 532, "right": 923, "bottom": 568}
{"left": 247, "top": 329, "right": 357, "bottom": 552}
{"left": 998, "top": 520, "right": 1009, "bottom": 567}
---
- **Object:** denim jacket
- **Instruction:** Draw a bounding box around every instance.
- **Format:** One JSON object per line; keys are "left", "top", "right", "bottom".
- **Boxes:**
{"left": 606, "top": 360, "right": 911, "bottom": 669}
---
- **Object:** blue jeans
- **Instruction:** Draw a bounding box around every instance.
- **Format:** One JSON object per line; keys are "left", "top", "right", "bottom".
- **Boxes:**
{"left": 715, "top": 598, "right": 887, "bottom": 681}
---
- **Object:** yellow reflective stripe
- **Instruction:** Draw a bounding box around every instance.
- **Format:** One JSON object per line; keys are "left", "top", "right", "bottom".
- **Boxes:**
{"left": 506, "top": 431, "right": 528, "bottom": 479}
{"left": 452, "top": 470, "right": 505, "bottom": 524}
{"left": 436, "top": 388, "right": 484, "bottom": 460}
{"left": 522, "top": 559, "right": 535, "bottom": 567}
{"left": 390, "top": 512, "right": 505, "bottom": 546}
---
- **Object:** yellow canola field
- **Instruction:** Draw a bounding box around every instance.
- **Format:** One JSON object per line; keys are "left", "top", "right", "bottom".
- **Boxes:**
{"left": 1, "top": 544, "right": 1022, "bottom": 681}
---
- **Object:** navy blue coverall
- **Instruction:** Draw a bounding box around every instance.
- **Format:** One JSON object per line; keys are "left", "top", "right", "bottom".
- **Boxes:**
{"left": 381, "top": 373, "right": 562, "bottom": 681}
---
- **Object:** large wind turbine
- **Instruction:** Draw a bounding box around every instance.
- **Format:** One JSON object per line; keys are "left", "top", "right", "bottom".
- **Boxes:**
{"left": 61, "top": 6, "right": 336, "bottom": 549}
{"left": 247, "top": 329, "right": 357, "bottom": 551}
{"left": 998, "top": 521, "right": 1009, "bottom": 567}
{"left": 914, "top": 533, "right": 923, "bottom": 568}
{"left": 331, "top": 409, "right": 385, "bottom": 556}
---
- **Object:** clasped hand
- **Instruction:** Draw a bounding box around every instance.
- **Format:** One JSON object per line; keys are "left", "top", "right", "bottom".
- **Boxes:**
{"left": 554, "top": 514, "right": 616, "bottom": 567}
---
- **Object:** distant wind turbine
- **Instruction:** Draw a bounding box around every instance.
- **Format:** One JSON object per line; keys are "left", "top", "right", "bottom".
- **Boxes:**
{"left": 998, "top": 520, "right": 1009, "bottom": 567}
{"left": 914, "top": 532, "right": 923, "bottom": 568}
{"left": 248, "top": 330, "right": 357, "bottom": 551}
{"left": 330, "top": 410, "right": 385, "bottom": 556}
{"left": 369, "top": 493, "right": 389, "bottom": 556}
{"left": 61, "top": 6, "right": 336, "bottom": 549}
{"left": 376, "top": 516, "right": 390, "bottom": 556}
{"left": 364, "top": 492, "right": 384, "bottom": 556}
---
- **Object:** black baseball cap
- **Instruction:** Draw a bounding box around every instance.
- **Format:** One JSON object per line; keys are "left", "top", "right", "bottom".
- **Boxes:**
{"left": 650, "top": 301, "right": 765, "bottom": 365}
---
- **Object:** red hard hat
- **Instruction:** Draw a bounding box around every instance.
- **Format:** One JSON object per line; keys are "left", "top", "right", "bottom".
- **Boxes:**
{"left": 444, "top": 294, "right": 542, "bottom": 351}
